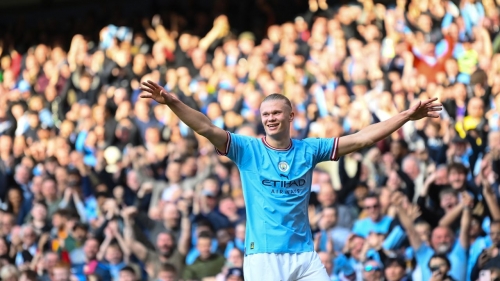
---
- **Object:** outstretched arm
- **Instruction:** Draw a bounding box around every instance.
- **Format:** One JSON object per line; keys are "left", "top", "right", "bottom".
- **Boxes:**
{"left": 337, "top": 98, "right": 442, "bottom": 157}
{"left": 140, "top": 81, "right": 228, "bottom": 152}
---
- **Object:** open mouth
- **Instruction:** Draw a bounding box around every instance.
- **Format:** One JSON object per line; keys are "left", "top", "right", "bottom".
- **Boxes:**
{"left": 267, "top": 124, "right": 278, "bottom": 130}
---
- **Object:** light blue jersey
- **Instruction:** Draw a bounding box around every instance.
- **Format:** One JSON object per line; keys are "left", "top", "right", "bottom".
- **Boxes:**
{"left": 216, "top": 132, "right": 339, "bottom": 255}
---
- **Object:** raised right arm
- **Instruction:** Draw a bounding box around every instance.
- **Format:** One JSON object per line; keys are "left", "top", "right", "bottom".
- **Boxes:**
{"left": 167, "top": 98, "right": 228, "bottom": 152}
{"left": 140, "top": 81, "right": 228, "bottom": 153}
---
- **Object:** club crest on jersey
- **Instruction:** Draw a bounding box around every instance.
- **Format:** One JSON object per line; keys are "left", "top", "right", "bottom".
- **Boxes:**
{"left": 278, "top": 161, "right": 289, "bottom": 172}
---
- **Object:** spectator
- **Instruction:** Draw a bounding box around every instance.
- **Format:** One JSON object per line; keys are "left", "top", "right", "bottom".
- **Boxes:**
{"left": 395, "top": 191, "right": 471, "bottom": 281}
{"left": 470, "top": 220, "right": 500, "bottom": 280}
{"left": 428, "top": 254, "right": 455, "bottom": 281}
{"left": 118, "top": 265, "right": 139, "bottom": 281}
{"left": 362, "top": 259, "right": 383, "bottom": 281}
{"left": 0, "top": 264, "right": 19, "bottom": 281}
{"left": 225, "top": 267, "right": 244, "bottom": 281}
{"left": 123, "top": 205, "right": 190, "bottom": 280}
{"left": 314, "top": 206, "right": 351, "bottom": 254}
{"left": 383, "top": 257, "right": 408, "bottom": 281}
{"left": 0, "top": 0, "right": 499, "bottom": 280}
{"left": 315, "top": 182, "right": 356, "bottom": 229}
{"left": 352, "top": 193, "right": 393, "bottom": 238}
{"left": 182, "top": 231, "right": 225, "bottom": 280}
{"left": 51, "top": 262, "right": 72, "bottom": 281}
{"left": 318, "top": 251, "right": 337, "bottom": 281}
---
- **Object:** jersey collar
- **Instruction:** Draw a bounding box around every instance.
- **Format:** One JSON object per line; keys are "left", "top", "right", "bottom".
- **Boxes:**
{"left": 261, "top": 137, "right": 292, "bottom": 151}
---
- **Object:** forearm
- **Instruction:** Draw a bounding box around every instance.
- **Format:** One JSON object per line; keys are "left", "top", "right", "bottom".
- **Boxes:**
{"left": 485, "top": 194, "right": 500, "bottom": 220}
{"left": 168, "top": 99, "right": 216, "bottom": 137}
{"left": 396, "top": 206, "right": 422, "bottom": 249}
{"left": 59, "top": 198, "right": 70, "bottom": 209}
{"left": 438, "top": 205, "right": 463, "bottom": 227}
{"left": 155, "top": 25, "right": 176, "bottom": 51}
{"left": 97, "top": 237, "right": 112, "bottom": 260}
{"left": 360, "top": 111, "right": 410, "bottom": 144}
{"left": 178, "top": 215, "right": 192, "bottom": 256}
{"left": 459, "top": 206, "right": 471, "bottom": 248}
{"left": 123, "top": 218, "right": 148, "bottom": 261}
{"left": 483, "top": 179, "right": 500, "bottom": 220}
{"left": 338, "top": 111, "right": 410, "bottom": 156}
{"left": 123, "top": 219, "right": 134, "bottom": 243}
{"left": 359, "top": 244, "right": 370, "bottom": 262}
{"left": 114, "top": 233, "right": 130, "bottom": 261}
{"left": 199, "top": 28, "right": 221, "bottom": 51}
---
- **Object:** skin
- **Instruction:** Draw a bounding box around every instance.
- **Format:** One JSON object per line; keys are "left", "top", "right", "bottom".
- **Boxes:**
{"left": 139, "top": 80, "right": 442, "bottom": 154}
{"left": 139, "top": 80, "right": 442, "bottom": 275}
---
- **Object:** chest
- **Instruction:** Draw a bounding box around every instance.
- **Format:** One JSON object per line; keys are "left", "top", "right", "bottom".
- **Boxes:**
{"left": 251, "top": 146, "right": 313, "bottom": 180}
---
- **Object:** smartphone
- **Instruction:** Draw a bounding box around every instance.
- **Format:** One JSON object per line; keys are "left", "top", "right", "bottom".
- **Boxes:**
{"left": 479, "top": 270, "right": 491, "bottom": 281}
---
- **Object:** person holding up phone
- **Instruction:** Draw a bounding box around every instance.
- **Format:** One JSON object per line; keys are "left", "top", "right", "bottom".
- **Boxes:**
{"left": 470, "top": 220, "right": 500, "bottom": 281}
{"left": 428, "top": 254, "right": 456, "bottom": 281}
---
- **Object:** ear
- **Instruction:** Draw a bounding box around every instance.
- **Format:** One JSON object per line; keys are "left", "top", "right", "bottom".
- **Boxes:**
{"left": 289, "top": 111, "right": 294, "bottom": 122}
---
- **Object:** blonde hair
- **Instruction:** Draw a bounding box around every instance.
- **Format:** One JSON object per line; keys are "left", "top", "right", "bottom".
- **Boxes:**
{"left": 0, "top": 264, "right": 19, "bottom": 280}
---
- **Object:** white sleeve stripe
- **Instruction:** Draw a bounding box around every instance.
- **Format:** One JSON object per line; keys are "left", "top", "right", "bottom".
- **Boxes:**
{"left": 330, "top": 137, "right": 339, "bottom": 161}
{"left": 225, "top": 131, "right": 231, "bottom": 153}
{"left": 215, "top": 131, "right": 231, "bottom": 156}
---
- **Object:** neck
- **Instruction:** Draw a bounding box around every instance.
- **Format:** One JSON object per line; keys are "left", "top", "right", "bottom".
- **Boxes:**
{"left": 264, "top": 135, "right": 291, "bottom": 149}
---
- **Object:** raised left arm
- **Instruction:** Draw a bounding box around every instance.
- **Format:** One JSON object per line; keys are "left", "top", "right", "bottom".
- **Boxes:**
{"left": 337, "top": 98, "right": 442, "bottom": 157}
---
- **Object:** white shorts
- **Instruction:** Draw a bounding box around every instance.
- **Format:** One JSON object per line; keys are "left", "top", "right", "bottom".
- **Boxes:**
{"left": 243, "top": 251, "right": 330, "bottom": 281}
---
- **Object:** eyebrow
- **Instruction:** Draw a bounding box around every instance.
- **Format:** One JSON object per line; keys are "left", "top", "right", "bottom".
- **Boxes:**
{"left": 262, "top": 109, "right": 283, "bottom": 114}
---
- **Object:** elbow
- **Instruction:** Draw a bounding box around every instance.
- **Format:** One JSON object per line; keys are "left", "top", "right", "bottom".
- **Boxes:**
{"left": 343, "top": 133, "right": 373, "bottom": 155}
{"left": 197, "top": 124, "right": 215, "bottom": 138}
{"left": 356, "top": 134, "right": 375, "bottom": 150}
{"left": 352, "top": 130, "right": 376, "bottom": 147}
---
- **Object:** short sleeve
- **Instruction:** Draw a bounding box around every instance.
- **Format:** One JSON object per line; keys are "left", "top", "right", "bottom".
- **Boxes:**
{"left": 215, "top": 132, "right": 253, "bottom": 167}
{"left": 305, "top": 137, "right": 340, "bottom": 164}
{"left": 351, "top": 220, "right": 366, "bottom": 238}
{"left": 382, "top": 225, "right": 407, "bottom": 250}
{"left": 414, "top": 243, "right": 433, "bottom": 264}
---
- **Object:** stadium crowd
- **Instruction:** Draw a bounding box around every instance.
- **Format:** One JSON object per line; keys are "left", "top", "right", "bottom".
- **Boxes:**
{"left": 1, "top": 0, "right": 500, "bottom": 280}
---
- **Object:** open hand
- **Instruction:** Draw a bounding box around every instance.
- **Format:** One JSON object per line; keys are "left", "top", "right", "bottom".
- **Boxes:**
{"left": 406, "top": 98, "right": 442, "bottom": 120}
{"left": 390, "top": 191, "right": 404, "bottom": 207}
{"left": 140, "top": 80, "right": 176, "bottom": 105}
{"left": 406, "top": 204, "right": 422, "bottom": 221}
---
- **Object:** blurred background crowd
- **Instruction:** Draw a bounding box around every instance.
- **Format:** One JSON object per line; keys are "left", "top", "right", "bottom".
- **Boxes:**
{"left": 1, "top": 0, "right": 500, "bottom": 280}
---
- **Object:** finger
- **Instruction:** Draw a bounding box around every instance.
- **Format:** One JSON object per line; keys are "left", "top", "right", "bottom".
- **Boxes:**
{"left": 140, "top": 87, "right": 154, "bottom": 94}
{"left": 144, "top": 81, "right": 158, "bottom": 90}
{"left": 425, "top": 102, "right": 443, "bottom": 108}
{"left": 139, "top": 94, "right": 153, "bottom": 99}
{"left": 146, "top": 80, "right": 160, "bottom": 89}
{"left": 141, "top": 81, "right": 155, "bottom": 90}
{"left": 423, "top": 97, "right": 438, "bottom": 105}
{"left": 425, "top": 102, "right": 443, "bottom": 106}
{"left": 140, "top": 82, "right": 154, "bottom": 89}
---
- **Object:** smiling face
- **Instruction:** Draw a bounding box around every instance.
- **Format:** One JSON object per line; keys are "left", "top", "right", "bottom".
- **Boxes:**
{"left": 260, "top": 97, "right": 294, "bottom": 139}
